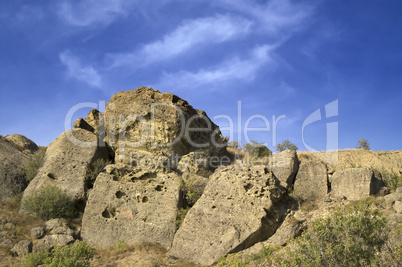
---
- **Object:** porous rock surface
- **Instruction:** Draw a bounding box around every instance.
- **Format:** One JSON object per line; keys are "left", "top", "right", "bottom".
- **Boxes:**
{"left": 169, "top": 165, "right": 288, "bottom": 265}
{"left": 21, "top": 129, "right": 110, "bottom": 206}
{"left": 104, "top": 87, "right": 227, "bottom": 165}
{"left": 331, "top": 167, "right": 384, "bottom": 201}
{"left": 81, "top": 165, "right": 182, "bottom": 249}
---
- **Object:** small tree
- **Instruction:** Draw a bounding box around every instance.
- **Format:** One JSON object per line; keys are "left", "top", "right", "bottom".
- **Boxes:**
{"left": 356, "top": 139, "right": 370, "bottom": 150}
{"left": 228, "top": 141, "right": 241, "bottom": 150}
{"left": 244, "top": 141, "right": 272, "bottom": 158}
{"left": 276, "top": 139, "right": 298, "bottom": 152}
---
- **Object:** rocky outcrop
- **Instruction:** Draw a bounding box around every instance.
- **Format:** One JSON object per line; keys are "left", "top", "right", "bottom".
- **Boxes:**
{"left": 268, "top": 149, "right": 298, "bottom": 188}
{"left": 81, "top": 165, "right": 182, "bottom": 249}
{"left": 5, "top": 134, "right": 38, "bottom": 153}
{"left": 0, "top": 136, "right": 30, "bottom": 200}
{"left": 331, "top": 168, "right": 384, "bottom": 201}
{"left": 104, "top": 87, "right": 227, "bottom": 165}
{"left": 293, "top": 161, "right": 328, "bottom": 201}
{"left": 21, "top": 129, "right": 110, "bottom": 208}
{"left": 169, "top": 166, "right": 288, "bottom": 265}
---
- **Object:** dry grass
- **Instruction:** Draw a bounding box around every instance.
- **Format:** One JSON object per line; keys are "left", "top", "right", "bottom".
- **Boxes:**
{"left": 91, "top": 241, "right": 199, "bottom": 267}
{"left": 0, "top": 193, "right": 45, "bottom": 266}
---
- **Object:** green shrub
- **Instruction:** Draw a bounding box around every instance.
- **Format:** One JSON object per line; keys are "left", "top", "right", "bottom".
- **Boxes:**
{"left": 175, "top": 207, "right": 190, "bottom": 228}
{"left": 272, "top": 199, "right": 388, "bottom": 266}
{"left": 382, "top": 171, "right": 402, "bottom": 191}
{"left": 22, "top": 185, "right": 76, "bottom": 220}
{"left": 276, "top": 139, "right": 298, "bottom": 152}
{"left": 85, "top": 158, "right": 111, "bottom": 183}
{"left": 244, "top": 140, "right": 272, "bottom": 158}
{"left": 24, "top": 241, "right": 96, "bottom": 267}
{"left": 113, "top": 238, "right": 127, "bottom": 252}
{"left": 181, "top": 176, "right": 203, "bottom": 206}
{"left": 24, "top": 251, "right": 50, "bottom": 267}
{"left": 356, "top": 139, "right": 371, "bottom": 150}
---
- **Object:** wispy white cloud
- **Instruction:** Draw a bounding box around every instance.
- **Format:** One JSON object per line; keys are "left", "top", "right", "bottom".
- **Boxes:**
{"left": 218, "top": 0, "right": 311, "bottom": 33}
{"left": 59, "top": 51, "right": 102, "bottom": 88}
{"left": 108, "top": 14, "right": 252, "bottom": 68}
{"left": 154, "top": 44, "right": 275, "bottom": 89}
{"left": 57, "top": 0, "right": 132, "bottom": 27}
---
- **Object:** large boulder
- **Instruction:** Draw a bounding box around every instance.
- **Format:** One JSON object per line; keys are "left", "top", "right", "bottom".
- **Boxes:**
{"left": 104, "top": 87, "right": 227, "bottom": 165}
{"left": 0, "top": 136, "right": 30, "bottom": 200}
{"left": 81, "top": 165, "right": 182, "bottom": 249}
{"left": 169, "top": 166, "right": 288, "bottom": 265}
{"left": 268, "top": 149, "right": 298, "bottom": 188}
{"left": 293, "top": 161, "right": 328, "bottom": 201}
{"left": 21, "top": 129, "right": 110, "bottom": 208}
{"left": 5, "top": 134, "right": 38, "bottom": 153}
{"left": 331, "top": 167, "right": 384, "bottom": 201}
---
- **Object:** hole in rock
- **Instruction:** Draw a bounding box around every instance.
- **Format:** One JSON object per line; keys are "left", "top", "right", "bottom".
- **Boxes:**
{"left": 102, "top": 207, "right": 116, "bottom": 218}
{"left": 155, "top": 185, "right": 163, "bottom": 191}
{"left": 142, "top": 196, "right": 148, "bottom": 203}
{"left": 115, "top": 191, "right": 126, "bottom": 198}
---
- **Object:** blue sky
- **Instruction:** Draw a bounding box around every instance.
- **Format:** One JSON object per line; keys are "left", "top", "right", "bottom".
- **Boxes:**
{"left": 1, "top": 0, "right": 401, "bottom": 151}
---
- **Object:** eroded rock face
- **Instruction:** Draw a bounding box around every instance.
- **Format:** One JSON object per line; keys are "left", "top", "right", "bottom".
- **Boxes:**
{"left": 331, "top": 168, "right": 384, "bottom": 201}
{"left": 293, "top": 161, "right": 328, "bottom": 201}
{"left": 0, "top": 136, "right": 30, "bottom": 200}
{"left": 21, "top": 129, "right": 111, "bottom": 207}
{"left": 169, "top": 166, "right": 288, "bottom": 265}
{"left": 81, "top": 165, "right": 182, "bottom": 249}
{"left": 268, "top": 149, "right": 298, "bottom": 188}
{"left": 104, "top": 87, "right": 227, "bottom": 165}
{"left": 5, "top": 134, "right": 38, "bottom": 153}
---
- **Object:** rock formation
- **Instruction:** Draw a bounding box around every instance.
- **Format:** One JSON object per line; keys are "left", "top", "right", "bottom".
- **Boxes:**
{"left": 0, "top": 135, "right": 35, "bottom": 200}
{"left": 81, "top": 165, "right": 182, "bottom": 249}
{"left": 169, "top": 165, "right": 288, "bottom": 265}
{"left": 104, "top": 87, "right": 228, "bottom": 165}
{"left": 268, "top": 149, "right": 298, "bottom": 188}
{"left": 331, "top": 167, "right": 384, "bottom": 200}
{"left": 293, "top": 161, "right": 328, "bottom": 201}
{"left": 21, "top": 129, "right": 111, "bottom": 209}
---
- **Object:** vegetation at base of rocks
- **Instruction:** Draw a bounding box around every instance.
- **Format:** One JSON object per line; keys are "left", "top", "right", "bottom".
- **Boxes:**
{"left": 381, "top": 171, "right": 402, "bottom": 191}
{"left": 22, "top": 186, "right": 77, "bottom": 220}
{"left": 84, "top": 158, "right": 111, "bottom": 184}
{"left": 176, "top": 176, "right": 204, "bottom": 228}
{"left": 356, "top": 138, "right": 371, "bottom": 150}
{"left": 276, "top": 139, "right": 298, "bottom": 152}
{"left": 244, "top": 140, "right": 272, "bottom": 158}
{"left": 217, "top": 246, "right": 279, "bottom": 267}
{"left": 228, "top": 141, "right": 242, "bottom": 150}
{"left": 229, "top": 198, "right": 397, "bottom": 267}
{"left": 24, "top": 148, "right": 46, "bottom": 181}
{"left": 24, "top": 241, "right": 96, "bottom": 267}
{"left": 180, "top": 176, "right": 203, "bottom": 206}
{"left": 175, "top": 207, "right": 190, "bottom": 228}
{"left": 113, "top": 238, "right": 128, "bottom": 252}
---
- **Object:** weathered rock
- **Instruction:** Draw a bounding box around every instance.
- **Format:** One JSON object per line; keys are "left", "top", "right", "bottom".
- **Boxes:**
{"left": 293, "top": 161, "right": 328, "bottom": 201}
{"left": 45, "top": 218, "right": 66, "bottom": 231}
{"left": 177, "top": 151, "right": 219, "bottom": 178}
{"left": 169, "top": 166, "right": 288, "bottom": 265}
{"left": 52, "top": 226, "right": 74, "bottom": 236}
{"left": 21, "top": 129, "right": 111, "bottom": 208}
{"left": 0, "top": 136, "right": 30, "bottom": 200}
{"left": 44, "top": 234, "right": 75, "bottom": 247}
{"left": 85, "top": 109, "right": 102, "bottom": 134}
{"left": 331, "top": 168, "right": 384, "bottom": 201}
{"left": 31, "top": 226, "right": 45, "bottom": 239}
{"left": 268, "top": 150, "right": 298, "bottom": 187}
{"left": 104, "top": 87, "right": 227, "bottom": 165}
{"left": 11, "top": 240, "right": 32, "bottom": 257}
{"left": 73, "top": 118, "right": 94, "bottom": 132}
{"left": 5, "top": 134, "right": 38, "bottom": 153}
{"left": 81, "top": 167, "right": 182, "bottom": 249}
{"left": 240, "top": 212, "right": 307, "bottom": 255}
